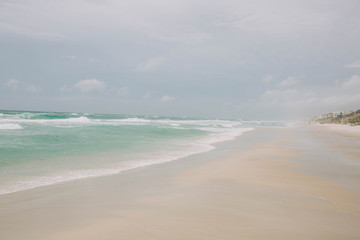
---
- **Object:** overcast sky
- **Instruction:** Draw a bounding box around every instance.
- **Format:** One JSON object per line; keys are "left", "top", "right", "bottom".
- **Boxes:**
{"left": 1, "top": 0, "right": 360, "bottom": 120}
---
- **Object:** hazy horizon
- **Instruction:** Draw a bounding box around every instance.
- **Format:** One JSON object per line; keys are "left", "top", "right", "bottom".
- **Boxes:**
{"left": 1, "top": 0, "right": 360, "bottom": 120}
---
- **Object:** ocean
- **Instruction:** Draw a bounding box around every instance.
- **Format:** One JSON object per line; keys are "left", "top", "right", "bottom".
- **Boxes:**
{"left": 0, "top": 110, "right": 287, "bottom": 195}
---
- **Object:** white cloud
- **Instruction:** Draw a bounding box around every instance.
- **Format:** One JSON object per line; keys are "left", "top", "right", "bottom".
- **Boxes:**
{"left": 216, "top": 1, "right": 335, "bottom": 39}
{"left": 257, "top": 81, "right": 360, "bottom": 118}
{"left": 278, "top": 77, "right": 299, "bottom": 87}
{"left": 143, "top": 91, "right": 152, "bottom": 99}
{"left": 319, "top": 93, "right": 360, "bottom": 106}
{"left": 59, "top": 85, "right": 70, "bottom": 93}
{"left": 136, "top": 57, "right": 167, "bottom": 72}
{"left": 262, "top": 75, "right": 272, "bottom": 83}
{"left": 61, "top": 82, "right": 127, "bottom": 96}
{"left": 61, "top": 55, "right": 76, "bottom": 60}
{"left": 25, "top": 84, "right": 42, "bottom": 93}
{"left": 262, "top": 89, "right": 299, "bottom": 99}
{"left": 116, "top": 87, "right": 128, "bottom": 96}
{"left": 305, "top": 90, "right": 316, "bottom": 97}
{"left": 345, "top": 60, "right": 360, "bottom": 69}
{"left": 341, "top": 75, "right": 360, "bottom": 89}
{"left": 107, "top": 86, "right": 128, "bottom": 96}
{"left": 73, "top": 79, "right": 105, "bottom": 94}
{"left": 152, "top": 31, "right": 212, "bottom": 44}
{"left": 160, "top": 95, "right": 174, "bottom": 102}
{"left": 5, "top": 79, "right": 19, "bottom": 89}
{"left": 5, "top": 79, "right": 42, "bottom": 93}
{"left": 0, "top": 22, "right": 71, "bottom": 41}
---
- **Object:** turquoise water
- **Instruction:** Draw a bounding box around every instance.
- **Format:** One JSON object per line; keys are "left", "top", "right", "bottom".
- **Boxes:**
{"left": 0, "top": 110, "right": 287, "bottom": 195}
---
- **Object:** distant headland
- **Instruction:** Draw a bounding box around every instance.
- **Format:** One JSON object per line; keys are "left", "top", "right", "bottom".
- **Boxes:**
{"left": 310, "top": 109, "right": 360, "bottom": 125}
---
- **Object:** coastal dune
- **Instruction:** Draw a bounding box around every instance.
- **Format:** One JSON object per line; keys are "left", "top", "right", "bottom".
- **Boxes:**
{"left": 1, "top": 126, "right": 360, "bottom": 240}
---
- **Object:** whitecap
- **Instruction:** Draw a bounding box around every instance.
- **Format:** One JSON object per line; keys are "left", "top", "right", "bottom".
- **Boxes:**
{"left": 0, "top": 123, "right": 23, "bottom": 130}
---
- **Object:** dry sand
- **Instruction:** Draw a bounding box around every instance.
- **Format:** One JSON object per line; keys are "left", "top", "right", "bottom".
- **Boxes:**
{"left": 1, "top": 126, "right": 360, "bottom": 240}
{"left": 317, "top": 123, "right": 360, "bottom": 138}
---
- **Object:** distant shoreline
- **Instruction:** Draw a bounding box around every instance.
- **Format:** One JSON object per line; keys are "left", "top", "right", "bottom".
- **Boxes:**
{"left": 310, "top": 109, "right": 360, "bottom": 125}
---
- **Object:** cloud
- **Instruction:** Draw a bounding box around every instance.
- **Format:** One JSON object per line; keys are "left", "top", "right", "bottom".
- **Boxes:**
{"left": 257, "top": 78, "right": 360, "bottom": 118}
{"left": 73, "top": 79, "right": 105, "bottom": 94}
{"left": 160, "top": 95, "right": 174, "bottom": 102}
{"left": 345, "top": 60, "right": 360, "bottom": 69}
{"left": 284, "top": 92, "right": 360, "bottom": 112}
{"left": 5, "top": 79, "right": 41, "bottom": 93}
{"left": 143, "top": 91, "right": 152, "bottom": 99}
{"left": 152, "top": 31, "right": 212, "bottom": 44}
{"left": 61, "top": 81, "right": 128, "bottom": 96}
{"left": 61, "top": 55, "right": 76, "bottom": 60}
{"left": 0, "top": 1, "right": 212, "bottom": 44}
{"left": 0, "top": 22, "right": 71, "bottom": 41}
{"left": 1, "top": 1, "right": 359, "bottom": 119}
{"left": 25, "top": 84, "right": 42, "bottom": 93}
{"left": 262, "top": 75, "right": 272, "bottom": 83}
{"left": 106, "top": 86, "right": 128, "bottom": 96}
{"left": 116, "top": 87, "right": 128, "bottom": 96}
{"left": 88, "top": 58, "right": 99, "bottom": 62}
{"left": 216, "top": 1, "right": 336, "bottom": 40}
{"left": 59, "top": 85, "right": 71, "bottom": 93}
{"left": 5, "top": 79, "right": 19, "bottom": 89}
{"left": 341, "top": 75, "right": 360, "bottom": 89}
{"left": 278, "top": 77, "right": 299, "bottom": 87}
{"left": 262, "top": 89, "right": 299, "bottom": 99}
{"left": 319, "top": 93, "right": 360, "bottom": 106}
{"left": 136, "top": 57, "right": 167, "bottom": 72}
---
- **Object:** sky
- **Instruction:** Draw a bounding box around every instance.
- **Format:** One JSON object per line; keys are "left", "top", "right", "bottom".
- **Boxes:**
{"left": 1, "top": 0, "right": 360, "bottom": 120}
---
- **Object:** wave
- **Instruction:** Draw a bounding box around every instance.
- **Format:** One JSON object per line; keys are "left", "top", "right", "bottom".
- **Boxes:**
{"left": 0, "top": 126, "right": 254, "bottom": 195}
{"left": 0, "top": 110, "right": 268, "bottom": 195}
{"left": 199, "top": 127, "right": 254, "bottom": 144}
{"left": 0, "top": 123, "right": 23, "bottom": 130}
{"left": 0, "top": 113, "right": 245, "bottom": 130}
{"left": 0, "top": 116, "right": 91, "bottom": 125}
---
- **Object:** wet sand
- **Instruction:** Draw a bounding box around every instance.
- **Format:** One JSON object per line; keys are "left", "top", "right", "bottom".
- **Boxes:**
{"left": 1, "top": 126, "right": 360, "bottom": 240}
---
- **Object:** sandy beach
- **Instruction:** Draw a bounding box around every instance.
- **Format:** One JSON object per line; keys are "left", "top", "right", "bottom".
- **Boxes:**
{"left": 317, "top": 123, "right": 360, "bottom": 138}
{"left": 2, "top": 1, "right": 360, "bottom": 239}
{"left": 1, "top": 125, "right": 360, "bottom": 240}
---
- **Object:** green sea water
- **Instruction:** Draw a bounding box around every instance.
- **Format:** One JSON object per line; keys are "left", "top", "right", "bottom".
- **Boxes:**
{"left": 0, "top": 110, "right": 287, "bottom": 195}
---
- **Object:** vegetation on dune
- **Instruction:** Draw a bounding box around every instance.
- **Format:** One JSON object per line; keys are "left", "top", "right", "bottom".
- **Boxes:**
{"left": 310, "top": 109, "right": 360, "bottom": 125}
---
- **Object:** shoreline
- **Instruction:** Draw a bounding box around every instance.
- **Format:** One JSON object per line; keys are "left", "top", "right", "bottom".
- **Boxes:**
{"left": 0, "top": 128, "right": 255, "bottom": 196}
{"left": 1, "top": 126, "right": 360, "bottom": 239}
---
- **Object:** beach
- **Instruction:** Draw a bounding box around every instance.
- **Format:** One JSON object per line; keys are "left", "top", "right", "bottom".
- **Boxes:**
{"left": 2, "top": 1, "right": 359, "bottom": 239}
{"left": 1, "top": 125, "right": 360, "bottom": 240}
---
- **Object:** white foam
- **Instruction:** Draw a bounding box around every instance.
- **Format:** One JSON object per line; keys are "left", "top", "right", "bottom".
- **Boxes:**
{"left": 0, "top": 168, "right": 121, "bottom": 195}
{"left": 0, "top": 114, "right": 255, "bottom": 195}
{"left": 0, "top": 126, "right": 254, "bottom": 195}
{"left": 0, "top": 147, "right": 208, "bottom": 195}
{"left": 104, "top": 118, "right": 242, "bottom": 128}
{"left": 62, "top": 116, "right": 91, "bottom": 123}
{"left": 197, "top": 127, "right": 254, "bottom": 146}
{"left": 0, "top": 123, "right": 23, "bottom": 130}
{"left": 0, "top": 116, "right": 92, "bottom": 126}
{"left": 0, "top": 115, "right": 247, "bottom": 132}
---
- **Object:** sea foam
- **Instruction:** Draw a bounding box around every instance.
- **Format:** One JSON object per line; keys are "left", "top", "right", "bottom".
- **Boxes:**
{"left": 0, "top": 125, "right": 254, "bottom": 195}
{"left": 0, "top": 111, "right": 265, "bottom": 195}
{"left": 0, "top": 123, "right": 23, "bottom": 130}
